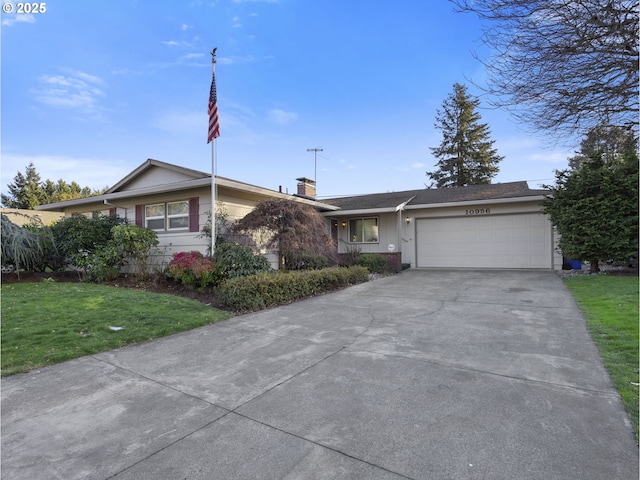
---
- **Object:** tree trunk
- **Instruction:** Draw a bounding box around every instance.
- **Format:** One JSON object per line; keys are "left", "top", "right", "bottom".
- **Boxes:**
{"left": 589, "top": 259, "right": 600, "bottom": 274}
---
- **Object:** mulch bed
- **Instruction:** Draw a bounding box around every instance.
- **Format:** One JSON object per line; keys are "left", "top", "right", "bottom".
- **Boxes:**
{"left": 558, "top": 265, "right": 638, "bottom": 277}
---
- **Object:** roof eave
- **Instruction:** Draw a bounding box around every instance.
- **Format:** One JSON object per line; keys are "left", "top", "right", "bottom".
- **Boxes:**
{"left": 36, "top": 176, "right": 340, "bottom": 212}
{"left": 323, "top": 195, "right": 548, "bottom": 217}
{"left": 404, "top": 195, "right": 548, "bottom": 210}
{"left": 107, "top": 159, "right": 210, "bottom": 193}
{"left": 322, "top": 207, "right": 399, "bottom": 216}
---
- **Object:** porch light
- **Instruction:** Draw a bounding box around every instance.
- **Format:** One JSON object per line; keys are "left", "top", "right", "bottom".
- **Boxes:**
{"left": 405, "top": 217, "right": 411, "bottom": 224}
{"left": 341, "top": 221, "right": 347, "bottom": 228}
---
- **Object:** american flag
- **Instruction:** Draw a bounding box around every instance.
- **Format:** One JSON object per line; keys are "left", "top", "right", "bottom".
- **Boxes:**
{"left": 207, "top": 68, "right": 220, "bottom": 143}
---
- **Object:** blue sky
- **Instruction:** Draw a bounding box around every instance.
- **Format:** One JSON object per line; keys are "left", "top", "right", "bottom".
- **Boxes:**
{"left": 1, "top": 0, "right": 575, "bottom": 199}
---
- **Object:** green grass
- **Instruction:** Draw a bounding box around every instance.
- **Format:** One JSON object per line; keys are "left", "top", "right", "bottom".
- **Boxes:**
{"left": 563, "top": 275, "right": 639, "bottom": 440}
{"left": 1, "top": 281, "right": 233, "bottom": 376}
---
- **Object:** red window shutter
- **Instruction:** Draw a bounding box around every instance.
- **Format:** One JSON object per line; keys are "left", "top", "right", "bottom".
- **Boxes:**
{"left": 135, "top": 204, "right": 143, "bottom": 227}
{"left": 189, "top": 197, "right": 199, "bottom": 232}
{"left": 109, "top": 208, "right": 116, "bottom": 217}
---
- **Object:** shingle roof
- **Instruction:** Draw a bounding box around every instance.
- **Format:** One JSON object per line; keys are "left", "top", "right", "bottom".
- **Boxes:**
{"left": 322, "top": 182, "right": 548, "bottom": 211}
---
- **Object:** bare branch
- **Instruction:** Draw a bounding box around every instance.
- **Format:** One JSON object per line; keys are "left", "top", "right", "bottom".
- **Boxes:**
{"left": 452, "top": 0, "right": 639, "bottom": 139}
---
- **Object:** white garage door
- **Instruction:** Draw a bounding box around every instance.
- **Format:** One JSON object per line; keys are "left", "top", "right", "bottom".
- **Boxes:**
{"left": 416, "top": 214, "right": 552, "bottom": 269}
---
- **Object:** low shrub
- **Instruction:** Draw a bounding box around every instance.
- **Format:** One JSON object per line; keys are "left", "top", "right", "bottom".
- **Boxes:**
{"left": 111, "top": 225, "right": 160, "bottom": 280}
{"left": 72, "top": 244, "right": 123, "bottom": 283}
{"left": 356, "top": 253, "right": 387, "bottom": 273}
{"left": 167, "top": 251, "right": 226, "bottom": 291}
{"left": 285, "top": 253, "right": 329, "bottom": 270}
{"left": 47, "top": 213, "right": 128, "bottom": 271}
{"left": 213, "top": 241, "right": 272, "bottom": 278}
{"left": 217, "top": 266, "right": 369, "bottom": 311}
{"left": 70, "top": 225, "right": 160, "bottom": 283}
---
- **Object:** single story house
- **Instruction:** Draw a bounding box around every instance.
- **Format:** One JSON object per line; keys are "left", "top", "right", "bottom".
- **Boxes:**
{"left": 321, "top": 182, "right": 561, "bottom": 270}
{"left": 35, "top": 159, "right": 561, "bottom": 270}
{"left": 35, "top": 159, "right": 339, "bottom": 267}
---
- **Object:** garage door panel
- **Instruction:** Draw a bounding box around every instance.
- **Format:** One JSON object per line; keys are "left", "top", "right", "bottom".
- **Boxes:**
{"left": 416, "top": 214, "right": 551, "bottom": 269}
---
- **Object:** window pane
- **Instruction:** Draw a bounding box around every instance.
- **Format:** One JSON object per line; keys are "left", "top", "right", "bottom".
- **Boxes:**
{"left": 363, "top": 218, "right": 378, "bottom": 242}
{"left": 348, "top": 218, "right": 378, "bottom": 243}
{"left": 168, "top": 201, "right": 189, "bottom": 215}
{"left": 145, "top": 204, "right": 164, "bottom": 218}
{"left": 169, "top": 217, "right": 189, "bottom": 229}
{"left": 349, "top": 219, "right": 362, "bottom": 242}
{"left": 147, "top": 218, "right": 165, "bottom": 230}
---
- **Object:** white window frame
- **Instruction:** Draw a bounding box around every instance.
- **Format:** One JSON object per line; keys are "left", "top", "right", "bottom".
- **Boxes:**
{"left": 166, "top": 200, "right": 190, "bottom": 231}
{"left": 145, "top": 200, "right": 190, "bottom": 232}
{"left": 145, "top": 203, "right": 165, "bottom": 231}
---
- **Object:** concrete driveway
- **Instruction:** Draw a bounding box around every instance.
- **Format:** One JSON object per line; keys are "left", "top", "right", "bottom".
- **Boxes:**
{"left": 2, "top": 270, "right": 638, "bottom": 479}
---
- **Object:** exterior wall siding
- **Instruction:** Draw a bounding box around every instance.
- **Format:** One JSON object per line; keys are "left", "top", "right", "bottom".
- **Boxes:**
{"left": 330, "top": 199, "right": 561, "bottom": 270}
{"left": 120, "top": 167, "right": 197, "bottom": 191}
{"left": 54, "top": 186, "right": 278, "bottom": 267}
{"left": 334, "top": 213, "right": 401, "bottom": 255}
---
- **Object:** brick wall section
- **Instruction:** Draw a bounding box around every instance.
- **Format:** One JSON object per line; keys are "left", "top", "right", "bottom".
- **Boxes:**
{"left": 337, "top": 252, "right": 402, "bottom": 273}
{"left": 380, "top": 252, "right": 402, "bottom": 273}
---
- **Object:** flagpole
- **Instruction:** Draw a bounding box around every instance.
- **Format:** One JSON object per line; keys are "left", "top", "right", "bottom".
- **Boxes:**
{"left": 209, "top": 48, "right": 217, "bottom": 256}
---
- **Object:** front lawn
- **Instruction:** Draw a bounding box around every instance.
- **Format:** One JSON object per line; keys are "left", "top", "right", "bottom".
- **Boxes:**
{"left": 1, "top": 281, "right": 233, "bottom": 376}
{"left": 563, "top": 275, "right": 639, "bottom": 440}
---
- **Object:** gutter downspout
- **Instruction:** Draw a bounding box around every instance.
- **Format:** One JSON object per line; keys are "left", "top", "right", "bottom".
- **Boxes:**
{"left": 103, "top": 199, "right": 128, "bottom": 219}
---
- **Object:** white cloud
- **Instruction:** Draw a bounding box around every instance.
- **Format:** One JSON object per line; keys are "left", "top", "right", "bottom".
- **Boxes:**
{"left": 529, "top": 151, "right": 571, "bottom": 164}
{"left": 497, "top": 135, "right": 572, "bottom": 165}
{"left": 2, "top": 13, "right": 35, "bottom": 27}
{"left": 412, "top": 162, "right": 425, "bottom": 168}
{"left": 30, "top": 69, "right": 106, "bottom": 114}
{"left": 217, "top": 54, "right": 256, "bottom": 65}
{"left": 69, "top": 70, "right": 103, "bottom": 85}
{"left": 182, "top": 52, "right": 205, "bottom": 59}
{"left": 267, "top": 109, "right": 297, "bottom": 125}
{"left": 161, "top": 40, "right": 193, "bottom": 48}
{"left": 1, "top": 154, "right": 130, "bottom": 191}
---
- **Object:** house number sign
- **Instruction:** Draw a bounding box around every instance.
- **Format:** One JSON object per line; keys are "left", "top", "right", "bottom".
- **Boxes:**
{"left": 465, "top": 208, "right": 491, "bottom": 215}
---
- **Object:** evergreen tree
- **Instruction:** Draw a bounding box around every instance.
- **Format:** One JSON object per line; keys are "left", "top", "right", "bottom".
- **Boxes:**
{"left": 1, "top": 163, "right": 48, "bottom": 209}
{"left": 42, "top": 179, "right": 95, "bottom": 204}
{"left": 543, "top": 151, "right": 639, "bottom": 273}
{"left": 427, "top": 83, "right": 503, "bottom": 188}
{"left": 2, "top": 163, "right": 105, "bottom": 208}
{"left": 567, "top": 125, "right": 637, "bottom": 170}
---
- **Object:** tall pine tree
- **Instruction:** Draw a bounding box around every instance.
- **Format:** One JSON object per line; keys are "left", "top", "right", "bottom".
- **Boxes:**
{"left": 427, "top": 83, "right": 503, "bottom": 188}
{"left": 1, "top": 163, "right": 48, "bottom": 209}
{"left": 543, "top": 151, "right": 639, "bottom": 273}
{"left": 567, "top": 125, "right": 637, "bottom": 170}
{"left": 1, "top": 163, "right": 106, "bottom": 209}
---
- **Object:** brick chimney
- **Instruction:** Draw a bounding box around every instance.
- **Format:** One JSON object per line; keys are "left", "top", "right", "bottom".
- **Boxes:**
{"left": 296, "top": 177, "right": 316, "bottom": 199}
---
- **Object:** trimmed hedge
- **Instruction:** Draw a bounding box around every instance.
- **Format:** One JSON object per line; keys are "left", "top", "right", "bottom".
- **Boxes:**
{"left": 213, "top": 241, "right": 272, "bottom": 278}
{"left": 217, "top": 266, "right": 369, "bottom": 312}
{"left": 356, "top": 253, "right": 387, "bottom": 273}
{"left": 285, "top": 253, "right": 329, "bottom": 271}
